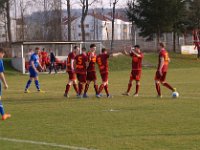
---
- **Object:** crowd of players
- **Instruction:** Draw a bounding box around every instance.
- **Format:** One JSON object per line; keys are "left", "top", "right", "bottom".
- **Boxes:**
{"left": 0, "top": 42, "right": 178, "bottom": 120}
{"left": 25, "top": 48, "right": 65, "bottom": 74}
{"left": 24, "top": 43, "right": 177, "bottom": 98}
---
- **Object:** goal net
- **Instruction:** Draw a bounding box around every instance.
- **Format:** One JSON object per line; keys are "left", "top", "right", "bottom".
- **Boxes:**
{"left": 11, "top": 41, "right": 102, "bottom": 74}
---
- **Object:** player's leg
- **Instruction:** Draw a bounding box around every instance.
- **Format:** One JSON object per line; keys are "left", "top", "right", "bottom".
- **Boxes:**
{"left": 25, "top": 67, "right": 36, "bottom": 93}
{"left": 49, "top": 62, "right": 52, "bottom": 74}
{"left": 24, "top": 77, "right": 33, "bottom": 93}
{"left": 160, "top": 72, "right": 176, "bottom": 92}
{"left": 134, "top": 80, "right": 140, "bottom": 96}
{"left": 97, "top": 73, "right": 110, "bottom": 98}
{"left": 34, "top": 76, "right": 44, "bottom": 92}
{"left": 104, "top": 81, "right": 110, "bottom": 97}
{"left": 0, "top": 83, "right": 11, "bottom": 120}
{"left": 92, "top": 72, "right": 98, "bottom": 95}
{"left": 122, "top": 71, "right": 133, "bottom": 96}
{"left": 77, "top": 74, "right": 86, "bottom": 98}
{"left": 72, "top": 80, "right": 79, "bottom": 95}
{"left": 0, "top": 100, "right": 11, "bottom": 120}
{"left": 83, "top": 80, "right": 90, "bottom": 98}
{"left": 155, "top": 71, "right": 162, "bottom": 97}
{"left": 134, "top": 71, "right": 141, "bottom": 96}
{"left": 53, "top": 62, "right": 57, "bottom": 73}
{"left": 93, "top": 80, "right": 98, "bottom": 96}
{"left": 64, "top": 80, "right": 73, "bottom": 97}
{"left": 155, "top": 80, "right": 162, "bottom": 97}
{"left": 198, "top": 48, "right": 200, "bottom": 59}
{"left": 64, "top": 72, "right": 76, "bottom": 97}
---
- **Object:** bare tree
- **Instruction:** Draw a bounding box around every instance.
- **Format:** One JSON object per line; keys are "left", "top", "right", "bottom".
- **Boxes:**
{"left": 79, "top": 0, "right": 97, "bottom": 42}
{"left": 110, "top": 0, "right": 119, "bottom": 52}
{"left": 66, "top": 0, "right": 71, "bottom": 41}
{"left": 5, "top": 1, "right": 12, "bottom": 46}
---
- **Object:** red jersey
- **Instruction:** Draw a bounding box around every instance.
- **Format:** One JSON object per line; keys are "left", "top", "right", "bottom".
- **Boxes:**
{"left": 75, "top": 53, "right": 88, "bottom": 74}
{"left": 67, "top": 52, "right": 76, "bottom": 72}
{"left": 96, "top": 53, "right": 109, "bottom": 74}
{"left": 157, "top": 48, "right": 169, "bottom": 72}
{"left": 41, "top": 51, "right": 48, "bottom": 61}
{"left": 130, "top": 52, "right": 143, "bottom": 70}
{"left": 193, "top": 30, "right": 200, "bottom": 49}
{"left": 87, "top": 52, "right": 96, "bottom": 72}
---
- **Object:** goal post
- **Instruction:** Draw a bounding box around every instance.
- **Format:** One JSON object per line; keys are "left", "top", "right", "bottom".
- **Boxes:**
{"left": 11, "top": 41, "right": 102, "bottom": 74}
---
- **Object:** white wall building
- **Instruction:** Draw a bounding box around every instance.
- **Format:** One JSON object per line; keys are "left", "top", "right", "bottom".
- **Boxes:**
{"left": 62, "top": 14, "right": 132, "bottom": 41}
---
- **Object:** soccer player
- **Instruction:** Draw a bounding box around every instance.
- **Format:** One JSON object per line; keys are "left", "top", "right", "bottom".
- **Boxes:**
{"left": 155, "top": 42, "right": 176, "bottom": 98}
{"left": 122, "top": 45, "right": 144, "bottom": 97}
{"left": 75, "top": 47, "right": 88, "bottom": 98}
{"left": 193, "top": 29, "right": 200, "bottom": 59}
{"left": 96, "top": 48, "right": 112, "bottom": 98}
{"left": 24, "top": 47, "right": 44, "bottom": 93}
{"left": 64, "top": 46, "right": 79, "bottom": 98}
{"left": 41, "top": 48, "right": 48, "bottom": 71}
{"left": 83, "top": 44, "right": 98, "bottom": 98}
{"left": 49, "top": 51, "right": 57, "bottom": 74}
{"left": 0, "top": 47, "right": 11, "bottom": 120}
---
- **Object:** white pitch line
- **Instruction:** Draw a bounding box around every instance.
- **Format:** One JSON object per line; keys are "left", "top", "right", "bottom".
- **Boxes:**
{"left": 0, "top": 137, "right": 97, "bottom": 150}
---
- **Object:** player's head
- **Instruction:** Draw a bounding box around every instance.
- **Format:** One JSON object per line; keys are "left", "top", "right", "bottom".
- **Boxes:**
{"left": 73, "top": 45, "right": 80, "bottom": 53}
{"left": 90, "top": 44, "right": 96, "bottom": 52}
{"left": 35, "top": 47, "right": 41, "bottom": 54}
{"left": 101, "top": 48, "right": 107, "bottom": 54}
{"left": 82, "top": 47, "right": 87, "bottom": 54}
{"left": 159, "top": 42, "right": 165, "bottom": 49}
{"left": 0, "top": 47, "right": 5, "bottom": 58}
{"left": 133, "top": 45, "right": 140, "bottom": 52}
{"left": 42, "top": 48, "right": 45, "bottom": 51}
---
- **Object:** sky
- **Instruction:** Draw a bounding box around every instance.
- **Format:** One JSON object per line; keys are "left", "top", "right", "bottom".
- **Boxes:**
{"left": 11, "top": 0, "right": 128, "bottom": 17}
{"left": 65, "top": 0, "right": 128, "bottom": 9}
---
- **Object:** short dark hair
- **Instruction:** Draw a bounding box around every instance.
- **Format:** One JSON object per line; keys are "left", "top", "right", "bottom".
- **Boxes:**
{"left": 73, "top": 46, "right": 78, "bottom": 50}
{"left": 82, "top": 47, "right": 86, "bottom": 52}
{"left": 101, "top": 48, "right": 107, "bottom": 53}
{"left": 35, "top": 47, "right": 40, "bottom": 51}
{"left": 0, "top": 47, "right": 5, "bottom": 53}
{"left": 159, "top": 42, "right": 165, "bottom": 48}
{"left": 134, "top": 45, "right": 140, "bottom": 48}
{"left": 90, "top": 44, "right": 96, "bottom": 48}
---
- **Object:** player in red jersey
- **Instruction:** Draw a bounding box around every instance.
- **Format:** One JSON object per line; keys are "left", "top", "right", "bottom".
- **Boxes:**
{"left": 64, "top": 46, "right": 79, "bottom": 98}
{"left": 96, "top": 48, "right": 112, "bottom": 98}
{"left": 155, "top": 42, "right": 177, "bottom": 98}
{"left": 41, "top": 48, "right": 48, "bottom": 71}
{"left": 122, "top": 45, "right": 144, "bottom": 97}
{"left": 75, "top": 47, "right": 88, "bottom": 98}
{"left": 83, "top": 44, "right": 98, "bottom": 98}
{"left": 193, "top": 29, "right": 200, "bottom": 59}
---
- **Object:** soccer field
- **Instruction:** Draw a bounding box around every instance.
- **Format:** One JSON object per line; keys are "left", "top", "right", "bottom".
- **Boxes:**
{"left": 0, "top": 54, "right": 200, "bottom": 150}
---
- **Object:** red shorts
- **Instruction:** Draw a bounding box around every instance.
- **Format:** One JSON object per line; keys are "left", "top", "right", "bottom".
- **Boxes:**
{"left": 154, "top": 71, "right": 167, "bottom": 82}
{"left": 77, "top": 73, "right": 86, "bottom": 83}
{"left": 100, "top": 72, "right": 108, "bottom": 82}
{"left": 130, "top": 70, "right": 141, "bottom": 81}
{"left": 86, "top": 71, "right": 97, "bottom": 81}
{"left": 67, "top": 71, "right": 76, "bottom": 81}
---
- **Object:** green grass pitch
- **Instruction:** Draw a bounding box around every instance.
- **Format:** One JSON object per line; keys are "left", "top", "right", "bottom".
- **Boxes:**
{"left": 0, "top": 53, "right": 200, "bottom": 150}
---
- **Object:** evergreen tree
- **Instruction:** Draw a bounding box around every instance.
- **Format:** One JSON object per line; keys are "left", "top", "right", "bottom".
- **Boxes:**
{"left": 126, "top": 0, "right": 186, "bottom": 51}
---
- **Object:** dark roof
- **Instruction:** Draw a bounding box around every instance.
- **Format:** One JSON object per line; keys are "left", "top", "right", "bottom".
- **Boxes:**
{"left": 62, "top": 16, "right": 78, "bottom": 25}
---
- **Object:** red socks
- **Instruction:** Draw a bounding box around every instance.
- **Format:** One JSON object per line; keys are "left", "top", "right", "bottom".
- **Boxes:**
{"left": 127, "top": 83, "right": 132, "bottom": 93}
{"left": 155, "top": 83, "right": 161, "bottom": 96}
{"left": 65, "top": 84, "right": 71, "bottom": 94}
{"left": 163, "top": 82, "right": 174, "bottom": 91}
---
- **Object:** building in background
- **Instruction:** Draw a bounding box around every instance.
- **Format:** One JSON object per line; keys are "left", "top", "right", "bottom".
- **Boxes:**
{"left": 62, "top": 13, "right": 132, "bottom": 41}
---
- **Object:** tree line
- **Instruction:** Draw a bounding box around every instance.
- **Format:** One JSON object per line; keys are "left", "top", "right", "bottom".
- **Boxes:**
{"left": 0, "top": 0, "right": 200, "bottom": 51}
{"left": 126, "top": 0, "right": 200, "bottom": 51}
